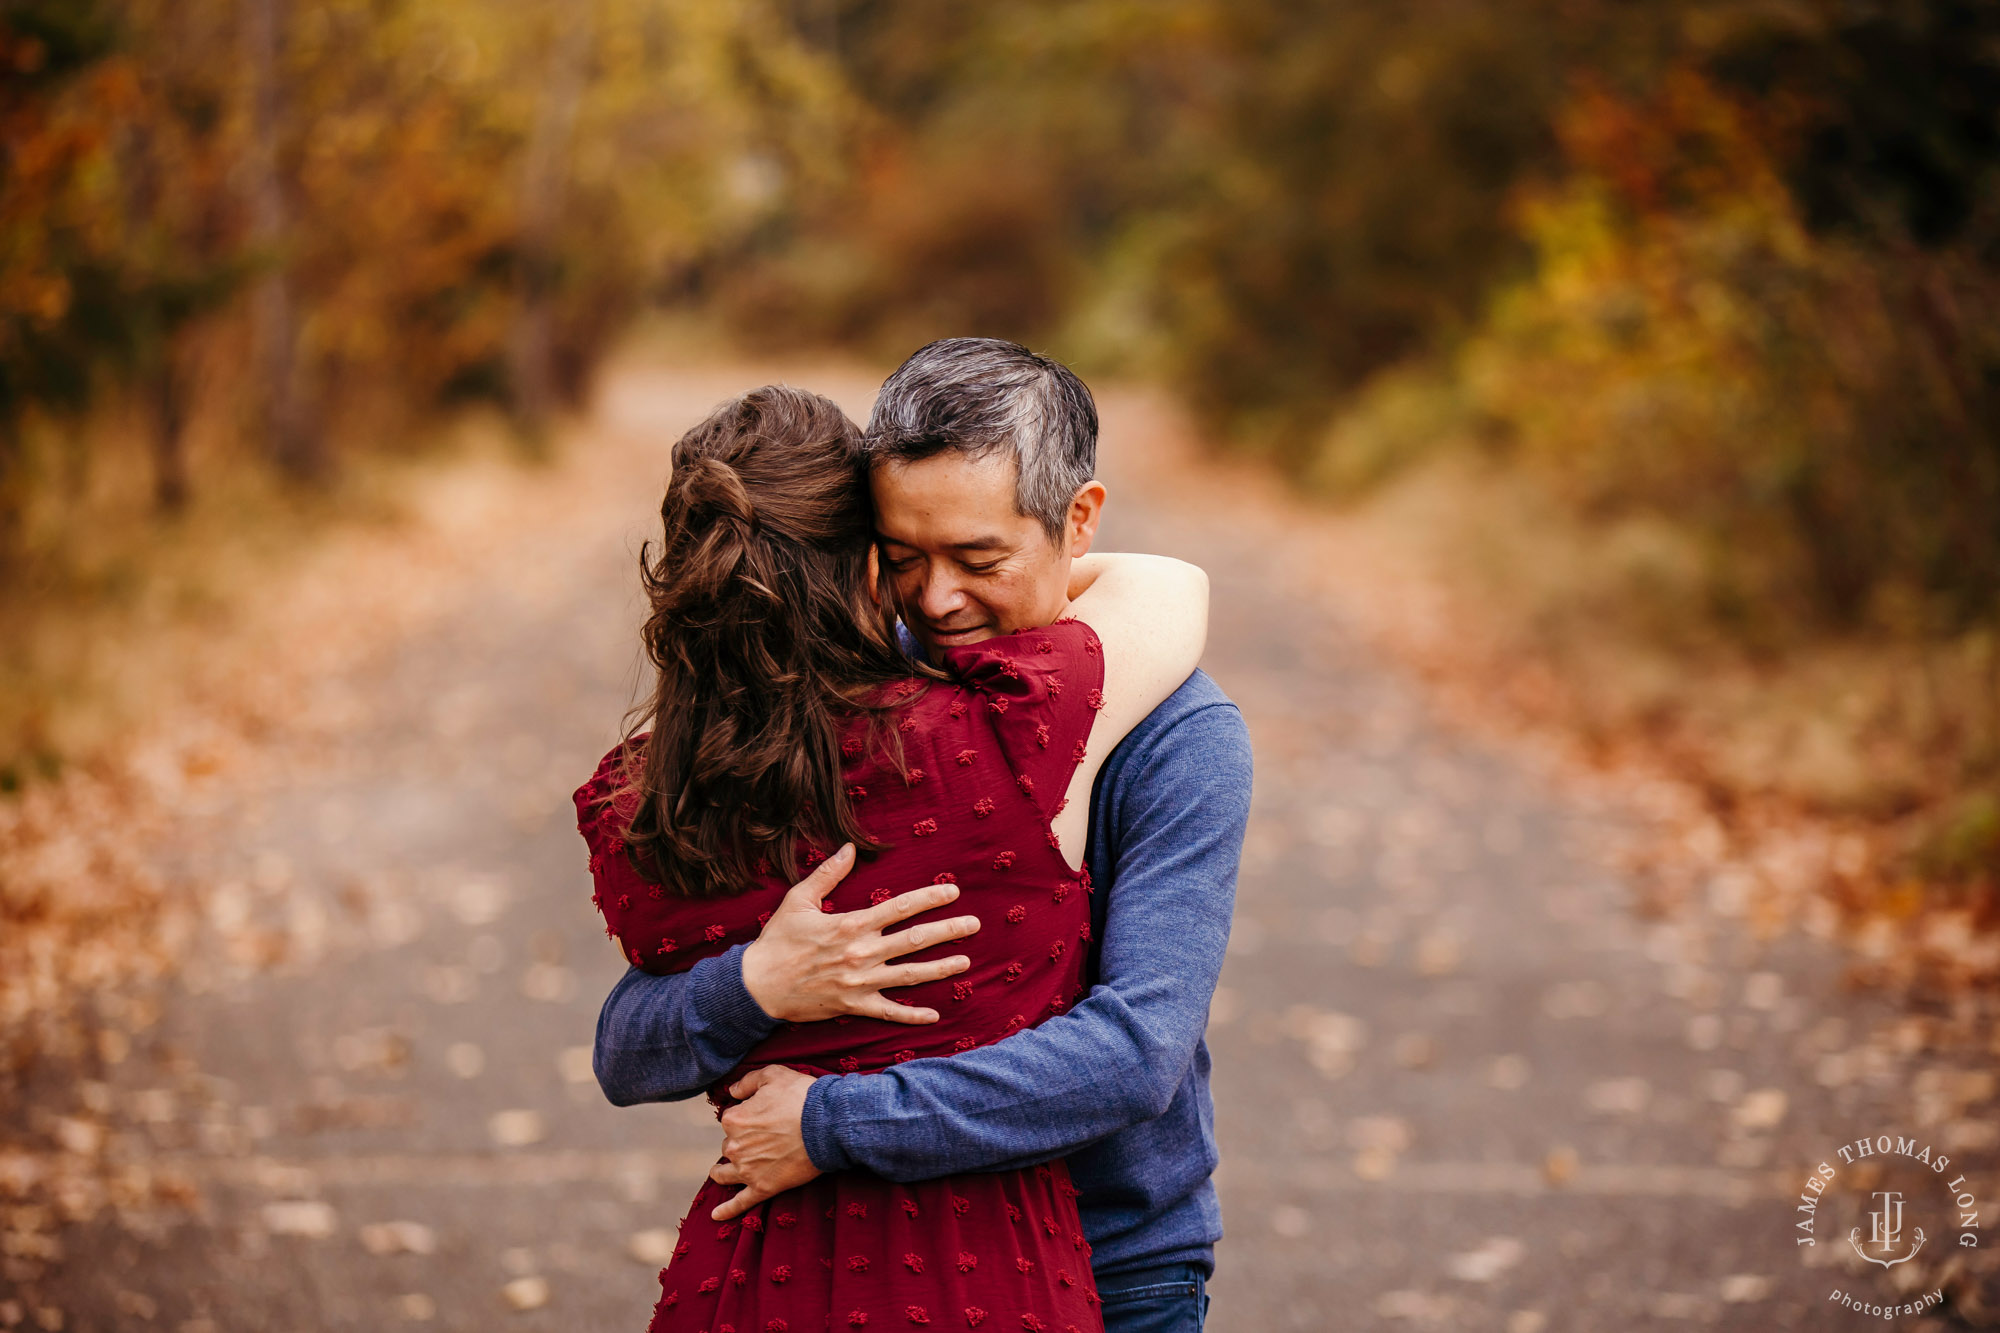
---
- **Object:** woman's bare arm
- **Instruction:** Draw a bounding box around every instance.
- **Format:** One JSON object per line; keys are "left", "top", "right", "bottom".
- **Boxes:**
{"left": 1052, "top": 553, "right": 1208, "bottom": 854}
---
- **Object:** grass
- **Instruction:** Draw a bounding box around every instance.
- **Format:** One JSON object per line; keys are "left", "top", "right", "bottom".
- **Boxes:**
{"left": 0, "top": 390, "right": 534, "bottom": 792}
{"left": 1302, "top": 442, "right": 2000, "bottom": 986}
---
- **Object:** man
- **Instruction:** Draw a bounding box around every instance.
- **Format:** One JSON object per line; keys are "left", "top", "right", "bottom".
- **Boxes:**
{"left": 593, "top": 338, "right": 1252, "bottom": 1332}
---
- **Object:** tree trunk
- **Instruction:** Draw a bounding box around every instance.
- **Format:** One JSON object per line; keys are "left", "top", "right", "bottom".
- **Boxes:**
{"left": 244, "top": 0, "right": 321, "bottom": 480}
{"left": 507, "top": 11, "right": 593, "bottom": 443}
{"left": 151, "top": 340, "right": 190, "bottom": 512}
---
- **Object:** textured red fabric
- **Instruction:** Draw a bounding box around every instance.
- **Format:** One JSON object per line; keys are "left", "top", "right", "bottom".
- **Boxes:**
{"left": 576, "top": 620, "right": 1107, "bottom": 1333}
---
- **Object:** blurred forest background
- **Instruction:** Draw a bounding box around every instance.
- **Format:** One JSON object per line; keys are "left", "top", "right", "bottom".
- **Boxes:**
{"left": 3, "top": 0, "right": 1998, "bottom": 951}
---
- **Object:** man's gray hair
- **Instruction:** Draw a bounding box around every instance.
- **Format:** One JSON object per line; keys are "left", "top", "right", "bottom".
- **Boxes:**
{"left": 862, "top": 338, "right": 1098, "bottom": 541}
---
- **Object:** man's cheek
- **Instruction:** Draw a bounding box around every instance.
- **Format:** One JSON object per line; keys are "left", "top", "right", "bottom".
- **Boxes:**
{"left": 990, "top": 575, "right": 1041, "bottom": 628}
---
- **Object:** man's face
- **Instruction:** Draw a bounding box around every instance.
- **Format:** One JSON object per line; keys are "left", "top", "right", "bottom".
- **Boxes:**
{"left": 871, "top": 451, "right": 1103, "bottom": 655}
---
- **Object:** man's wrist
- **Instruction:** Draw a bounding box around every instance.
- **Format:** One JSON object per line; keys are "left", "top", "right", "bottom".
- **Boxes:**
{"left": 692, "top": 944, "right": 781, "bottom": 1046}
{"left": 800, "top": 1074, "right": 856, "bottom": 1173}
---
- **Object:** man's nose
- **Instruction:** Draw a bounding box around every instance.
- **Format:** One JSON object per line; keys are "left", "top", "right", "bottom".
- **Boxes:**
{"left": 916, "top": 567, "right": 967, "bottom": 619}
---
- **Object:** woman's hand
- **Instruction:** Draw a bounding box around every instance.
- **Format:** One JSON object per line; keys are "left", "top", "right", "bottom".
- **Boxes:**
{"left": 739, "top": 845, "right": 982, "bottom": 1024}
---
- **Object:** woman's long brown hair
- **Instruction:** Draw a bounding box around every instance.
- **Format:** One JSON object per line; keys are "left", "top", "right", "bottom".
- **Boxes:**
{"left": 614, "top": 386, "right": 929, "bottom": 898}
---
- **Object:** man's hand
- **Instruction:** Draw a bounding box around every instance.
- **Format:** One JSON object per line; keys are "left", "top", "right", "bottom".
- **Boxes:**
{"left": 709, "top": 1066, "right": 819, "bottom": 1220}
{"left": 739, "top": 844, "right": 980, "bottom": 1024}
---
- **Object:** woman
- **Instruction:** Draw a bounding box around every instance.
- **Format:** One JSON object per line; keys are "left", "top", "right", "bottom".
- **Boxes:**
{"left": 576, "top": 386, "right": 1207, "bottom": 1333}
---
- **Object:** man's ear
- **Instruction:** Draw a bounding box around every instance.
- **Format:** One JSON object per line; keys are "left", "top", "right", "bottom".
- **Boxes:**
{"left": 866, "top": 542, "right": 881, "bottom": 601}
{"left": 1066, "top": 481, "right": 1107, "bottom": 559}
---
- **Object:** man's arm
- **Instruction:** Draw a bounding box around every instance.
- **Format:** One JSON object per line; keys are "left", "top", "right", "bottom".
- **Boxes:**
{"left": 594, "top": 949, "right": 775, "bottom": 1105}
{"left": 592, "top": 846, "right": 983, "bottom": 1105}
{"left": 797, "top": 700, "right": 1250, "bottom": 1179}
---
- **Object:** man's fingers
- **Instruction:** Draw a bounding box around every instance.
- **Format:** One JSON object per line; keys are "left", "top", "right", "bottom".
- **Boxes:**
{"left": 872, "top": 956, "right": 972, "bottom": 992}
{"left": 782, "top": 843, "right": 855, "bottom": 908}
{"left": 855, "top": 995, "right": 940, "bottom": 1025}
{"left": 710, "top": 1182, "right": 774, "bottom": 1222}
{"left": 878, "top": 913, "right": 981, "bottom": 961}
{"left": 858, "top": 883, "right": 963, "bottom": 933}
{"left": 726, "top": 1066, "right": 777, "bottom": 1101}
{"left": 709, "top": 1159, "right": 745, "bottom": 1187}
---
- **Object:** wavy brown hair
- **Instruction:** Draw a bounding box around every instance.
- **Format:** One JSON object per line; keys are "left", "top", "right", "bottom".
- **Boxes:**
{"left": 613, "top": 385, "right": 930, "bottom": 898}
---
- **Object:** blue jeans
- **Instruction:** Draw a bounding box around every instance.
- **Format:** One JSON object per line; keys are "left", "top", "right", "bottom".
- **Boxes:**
{"left": 1097, "top": 1262, "right": 1209, "bottom": 1333}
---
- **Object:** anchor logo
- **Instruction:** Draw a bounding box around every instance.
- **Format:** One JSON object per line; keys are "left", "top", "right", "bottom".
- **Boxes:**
{"left": 1849, "top": 1190, "right": 1926, "bottom": 1268}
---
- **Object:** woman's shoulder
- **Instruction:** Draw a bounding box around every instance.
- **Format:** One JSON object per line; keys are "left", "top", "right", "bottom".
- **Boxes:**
{"left": 939, "top": 619, "right": 1102, "bottom": 697}
{"left": 573, "top": 735, "right": 646, "bottom": 841}
{"left": 927, "top": 621, "right": 1105, "bottom": 822}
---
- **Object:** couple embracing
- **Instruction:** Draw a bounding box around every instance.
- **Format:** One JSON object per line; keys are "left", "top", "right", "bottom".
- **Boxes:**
{"left": 576, "top": 339, "right": 1252, "bottom": 1333}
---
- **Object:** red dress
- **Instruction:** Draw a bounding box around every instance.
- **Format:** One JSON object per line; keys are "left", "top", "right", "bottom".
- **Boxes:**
{"left": 576, "top": 620, "right": 1109, "bottom": 1333}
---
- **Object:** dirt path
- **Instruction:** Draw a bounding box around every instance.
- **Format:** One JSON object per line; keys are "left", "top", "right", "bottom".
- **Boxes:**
{"left": 11, "top": 358, "right": 1997, "bottom": 1332}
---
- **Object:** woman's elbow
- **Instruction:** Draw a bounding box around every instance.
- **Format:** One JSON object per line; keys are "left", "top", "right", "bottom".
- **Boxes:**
{"left": 1177, "top": 564, "right": 1210, "bottom": 654}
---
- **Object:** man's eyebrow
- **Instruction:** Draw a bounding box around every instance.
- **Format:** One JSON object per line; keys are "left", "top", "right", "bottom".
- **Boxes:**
{"left": 874, "top": 533, "right": 1012, "bottom": 553}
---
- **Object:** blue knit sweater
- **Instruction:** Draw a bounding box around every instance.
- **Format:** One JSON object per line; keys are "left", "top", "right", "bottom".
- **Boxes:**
{"left": 592, "top": 669, "right": 1251, "bottom": 1278}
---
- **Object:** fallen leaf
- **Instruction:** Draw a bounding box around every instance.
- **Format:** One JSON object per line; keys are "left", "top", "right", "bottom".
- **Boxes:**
{"left": 1732, "top": 1089, "right": 1787, "bottom": 1132}
{"left": 1651, "top": 1292, "right": 1710, "bottom": 1319}
{"left": 1447, "top": 1236, "right": 1525, "bottom": 1283}
{"left": 1376, "top": 1290, "right": 1453, "bottom": 1321}
{"left": 1287, "top": 1008, "right": 1367, "bottom": 1079}
{"left": 1718, "top": 1274, "right": 1769, "bottom": 1303}
{"left": 453, "top": 878, "right": 508, "bottom": 926}
{"left": 488, "top": 1110, "right": 545, "bottom": 1148}
{"left": 1741, "top": 972, "right": 1783, "bottom": 1010}
{"left": 262, "top": 1201, "right": 337, "bottom": 1239}
{"left": 112, "top": 1293, "right": 155, "bottom": 1321}
{"left": 1946, "top": 1120, "right": 1999, "bottom": 1152}
{"left": 359, "top": 1221, "right": 437, "bottom": 1256}
{"left": 1348, "top": 1116, "right": 1413, "bottom": 1154}
{"left": 1392, "top": 1033, "right": 1436, "bottom": 1069}
{"left": 628, "top": 1229, "right": 676, "bottom": 1266}
{"left": 1814, "top": 1051, "right": 1855, "bottom": 1087}
{"left": 1414, "top": 932, "right": 1464, "bottom": 977}
{"left": 500, "top": 1277, "right": 549, "bottom": 1312}
{"left": 1584, "top": 1077, "right": 1650, "bottom": 1116}
{"left": 1699, "top": 1069, "right": 1744, "bottom": 1104}
{"left": 522, "top": 964, "right": 575, "bottom": 1004}
{"left": 334, "top": 1029, "right": 413, "bottom": 1075}
{"left": 1353, "top": 1147, "right": 1399, "bottom": 1181}
{"left": 51, "top": 1119, "right": 101, "bottom": 1158}
{"left": 445, "top": 1043, "right": 485, "bottom": 1079}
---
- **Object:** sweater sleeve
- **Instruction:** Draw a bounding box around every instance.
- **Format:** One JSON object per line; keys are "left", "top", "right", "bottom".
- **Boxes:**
{"left": 591, "top": 946, "right": 780, "bottom": 1106}
{"left": 799, "top": 699, "right": 1251, "bottom": 1178}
